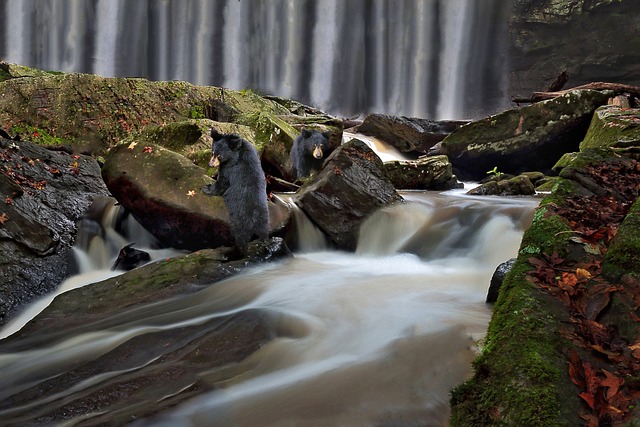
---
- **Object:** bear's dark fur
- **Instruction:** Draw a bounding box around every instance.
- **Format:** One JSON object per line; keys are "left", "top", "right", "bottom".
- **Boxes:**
{"left": 290, "top": 128, "right": 332, "bottom": 179}
{"left": 202, "top": 130, "right": 269, "bottom": 252}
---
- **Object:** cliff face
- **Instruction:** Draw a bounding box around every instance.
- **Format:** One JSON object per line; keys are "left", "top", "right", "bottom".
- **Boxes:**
{"left": 509, "top": 0, "right": 640, "bottom": 97}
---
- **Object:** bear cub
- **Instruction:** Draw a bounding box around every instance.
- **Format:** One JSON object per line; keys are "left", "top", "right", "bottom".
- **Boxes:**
{"left": 202, "top": 130, "right": 269, "bottom": 253}
{"left": 290, "top": 128, "right": 332, "bottom": 180}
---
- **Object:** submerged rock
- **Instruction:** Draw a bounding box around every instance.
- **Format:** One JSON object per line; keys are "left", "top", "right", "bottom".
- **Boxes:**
{"left": 293, "top": 139, "right": 403, "bottom": 250}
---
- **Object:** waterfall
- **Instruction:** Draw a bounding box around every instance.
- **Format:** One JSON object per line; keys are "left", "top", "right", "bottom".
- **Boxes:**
{"left": 0, "top": 0, "right": 511, "bottom": 119}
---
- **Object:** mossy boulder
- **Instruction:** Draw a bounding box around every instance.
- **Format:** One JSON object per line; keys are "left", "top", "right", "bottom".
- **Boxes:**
{"left": 580, "top": 105, "right": 640, "bottom": 155}
{"left": 101, "top": 141, "right": 290, "bottom": 251}
{"left": 122, "top": 119, "right": 254, "bottom": 171}
{"left": 382, "top": 155, "right": 462, "bottom": 190}
{"left": 438, "top": 89, "right": 612, "bottom": 180}
{"left": 466, "top": 175, "right": 536, "bottom": 196}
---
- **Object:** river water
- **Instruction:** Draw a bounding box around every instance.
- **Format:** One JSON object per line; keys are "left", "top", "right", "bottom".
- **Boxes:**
{"left": 0, "top": 189, "right": 538, "bottom": 426}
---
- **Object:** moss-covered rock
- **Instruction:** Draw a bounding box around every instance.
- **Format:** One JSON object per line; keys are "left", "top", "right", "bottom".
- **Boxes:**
{"left": 580, "top": 105, "right": 640, "bottom": 153}
{"left": 467, "top": 175, "right": 536, "bottom": 196}
{"left": 438, "top": 89, "right": 612, "bottom": 180}
{"left": 382, "top": 155, "right": 462, "bottom": 190}
{"left": 101, "top": 141, "right": 291, "bottom": 251}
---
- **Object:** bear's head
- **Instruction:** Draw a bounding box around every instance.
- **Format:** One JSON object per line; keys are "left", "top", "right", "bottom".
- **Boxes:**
{"left": 300, "top": 128, "right": 331, "bottom": 159}
{"left": 210, "top": 130, "right": 243, "bottom": 167}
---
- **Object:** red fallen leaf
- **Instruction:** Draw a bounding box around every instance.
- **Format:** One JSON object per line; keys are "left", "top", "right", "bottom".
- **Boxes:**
{"left": 143, "top": 146, "right": 153, "bottom": 154}
{"left": 584, "top": 286, "right": 614, "bottom": 320}
{"left": 579, "top": 392, "right": 595, "bottom": 410}
{"left": 569, "top": 349, "right": 585, "bottom": 388}
{"left": 601, "top": 369, "right": 624, "bottom": 400}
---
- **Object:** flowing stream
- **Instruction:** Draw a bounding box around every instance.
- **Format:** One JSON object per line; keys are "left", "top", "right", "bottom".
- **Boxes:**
{"left": 0, "top": 189, "right": 538, "bottom": 426}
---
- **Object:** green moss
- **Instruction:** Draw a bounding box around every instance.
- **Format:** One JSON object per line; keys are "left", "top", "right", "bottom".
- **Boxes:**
{"left": 10, "top": 124, "right": 67, "bottom": 145}
{"left": 580, "top": 106, "right": 640, "bottom": 151}
{"left": 603, "top": 198, "right": 640, "bottom": 280}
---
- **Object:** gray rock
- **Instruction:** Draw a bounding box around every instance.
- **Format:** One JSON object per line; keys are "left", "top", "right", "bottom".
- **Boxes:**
{"left": 358, "top": 114, "right": 467, "bottom": 154}
{"left": 0, "top": 138, "right": 109, "bottom": 326}
{"left": 293, "top": 139, "right": 403, "bottom": 250}
{"left": 383, "top": 155, "right": 463, "bottom": 190}
{"left": 438, "top": 89, "right": 612, "bottom": 181}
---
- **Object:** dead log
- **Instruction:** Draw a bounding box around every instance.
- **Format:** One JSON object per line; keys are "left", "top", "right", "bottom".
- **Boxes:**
{"left": 513, "top": 82, "right": 640, "bottom": 104}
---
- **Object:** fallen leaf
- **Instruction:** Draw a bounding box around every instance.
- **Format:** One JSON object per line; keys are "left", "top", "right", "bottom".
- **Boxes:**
{"left": 128, "top": 141, "right": 138, "bottom": 150}
{"left": 0, "top": 212, "right": 8, "bottom": 225}
{"left": 143, "top": 146, "right": 153, "bottom": 154}
{"left": 576, "top": 268, "right": 592, "bottom": 280}
{"left": 601, "top": 369, "right": 624, "bottom": 400}
{"left": 187, "top": 190, "right": 196, "bottom": 197}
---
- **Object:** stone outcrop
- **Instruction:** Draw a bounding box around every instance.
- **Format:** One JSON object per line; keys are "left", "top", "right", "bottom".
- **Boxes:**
{"left": 0, "top": 137, "right": 109, "bottom": 325}
{"left": 509, "top": 0, "right": 640, "bottom": 98}
{"left": 435, "top": 89, "right": 612, "bottom": 180}
{"left": 293, "top": 139, "right": 403, "bottom": 250}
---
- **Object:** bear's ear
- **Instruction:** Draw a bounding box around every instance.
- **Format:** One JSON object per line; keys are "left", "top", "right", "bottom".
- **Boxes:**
{"left": 301, "top": 128, "right": 312, "bottom": 138}
{"left": 322, "top": 132, "right": 331, "bottom": 139}
{"left": 211, "top": 129, "right": 224, "bottom": 141}
{"left": 227, "top": 134, "right": 243, "bottom": 150}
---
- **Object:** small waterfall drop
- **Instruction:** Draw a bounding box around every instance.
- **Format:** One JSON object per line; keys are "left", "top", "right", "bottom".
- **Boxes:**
{"left": 0, "top": 0, "right": 512, "bottom": 119}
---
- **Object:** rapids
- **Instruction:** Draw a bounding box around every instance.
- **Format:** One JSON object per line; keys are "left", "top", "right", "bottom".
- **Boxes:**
{"left": 0, "top": 189, "right": 538, "bottom": 426}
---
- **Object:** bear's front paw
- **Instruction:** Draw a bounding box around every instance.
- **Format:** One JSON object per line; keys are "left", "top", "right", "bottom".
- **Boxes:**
{"left": 202, "top": 184, "right": 215, "bottom": 196}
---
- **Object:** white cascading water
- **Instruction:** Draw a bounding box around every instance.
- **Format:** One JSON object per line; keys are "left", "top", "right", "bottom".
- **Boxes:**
{"left": 0, "top": 187, "right": 538, "bottom": 426}
{"left": 0, "top": 0, "right": 511, "bottom": 119}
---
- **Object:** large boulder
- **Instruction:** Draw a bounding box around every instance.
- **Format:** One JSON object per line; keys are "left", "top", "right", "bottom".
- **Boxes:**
{"left": 101, "top": 141, "right": 290, "bottom": 251}
{"left": 436, "top": 89, "right": 612, "bottom": 180}
{"left": 383, "top": 155, "right": 463, "bottom": 190}
{"left": 0, "top": 137, "right": 109, "bottom": 325}
{"left": 293, "top": 139, "right": 403, "bottom": 250}
{"left": 357, "top": 114, "right": 467, "bottom": 154}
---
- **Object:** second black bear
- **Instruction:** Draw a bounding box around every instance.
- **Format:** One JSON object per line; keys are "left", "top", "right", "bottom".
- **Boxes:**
{"left": 202, "top": 130, "right": 269, "bottom": 253}
{"left": 290, "top": 128, "right": 332, "bottom": 180}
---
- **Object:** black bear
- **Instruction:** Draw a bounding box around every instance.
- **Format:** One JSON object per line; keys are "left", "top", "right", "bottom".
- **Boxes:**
{"left": 290, "top": 128, "right": 332, "bottom": 179}
{"left": 202, "top": 130, "right": 269, "bottom": 253}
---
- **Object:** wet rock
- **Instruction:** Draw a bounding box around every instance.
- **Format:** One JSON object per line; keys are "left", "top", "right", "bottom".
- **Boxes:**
{"left": 437, "top": 89, "right": 613, "bottom": 181}
{"left": 293, "top": 139, "right": 403, "bottom": 250}
{"left": 383, "top": 155, "right": 463, "bottom": 190}
{"left": 467, "top": 175, "right": 536, "bottom": 196}
{"left": 486, "top": 258, "right": 516, "bottom": 303}
{"left": 0, "top": 138, "right": 109, "bottom": 326}
{"left": 111, "top": 243, "right": 151, "bottom": 271}
{"left": 101, "top": 142, "right": 291, "bottom": 251}
{"left": 358, "top": 114, "right": 468, "bottom": 154}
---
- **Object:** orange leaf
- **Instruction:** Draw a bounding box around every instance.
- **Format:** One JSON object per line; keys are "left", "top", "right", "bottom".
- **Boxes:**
{"left": 601, "top": 369, "right": 624, "bottom": 400}
{"left": 579, "top": 392, "right": 595, "bottom": 409}
{"left": 576, "top": 268, "right": 591, "bottom": 280}
{"left": 560, "top": 272, "right": 578, "bottom": 287}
